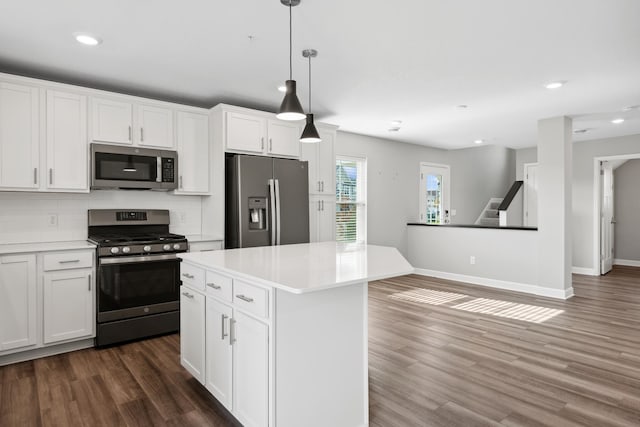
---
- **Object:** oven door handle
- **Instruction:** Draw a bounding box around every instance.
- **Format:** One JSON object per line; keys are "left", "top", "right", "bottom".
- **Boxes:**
{"left": 99, "top": 254, "right": 180, "bottom": 265}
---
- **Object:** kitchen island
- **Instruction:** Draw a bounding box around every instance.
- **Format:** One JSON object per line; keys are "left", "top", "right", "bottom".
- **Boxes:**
{"left": 178, "top": 242, "right": 413, "bottom": 427}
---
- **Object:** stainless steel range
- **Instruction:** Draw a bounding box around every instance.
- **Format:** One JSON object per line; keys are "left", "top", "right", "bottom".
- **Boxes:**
{"left": 88, "top": 209, "right": 188, "bottom": 347}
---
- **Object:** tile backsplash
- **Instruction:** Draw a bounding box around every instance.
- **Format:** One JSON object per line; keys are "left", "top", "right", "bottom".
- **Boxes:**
{"left": 0, "top": 190, "right": 204, "bottom": 244}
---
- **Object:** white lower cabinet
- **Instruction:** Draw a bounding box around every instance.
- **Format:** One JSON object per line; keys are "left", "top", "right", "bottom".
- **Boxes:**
{"left": 205, "top": 297, "right": 233, "bottom": 409}
{"left": 43, "top": 269, "right": 93, "bottom": 344}
{"left": 180, "top": 286, "right": 205, "bottom": 383}
{"left": 0, "top": 255, "right": 37, "bottom": 351}
{"left": 233, "top": 310, "right": 269, "bottom": 427}
{"left": 309, "top": 196, "right": 336, "bottom": 242}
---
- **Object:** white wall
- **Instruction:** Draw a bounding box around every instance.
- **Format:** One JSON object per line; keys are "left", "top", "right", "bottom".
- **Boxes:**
{"left": 449, "top": 145, "right": 515, "bottom": 224}
{"left": 335, "top": 131, "right": 447, "bottom": 256}
{"left": 515, "top": 147, "right": 537, "bottom": 180}
{"left": 515, "top": 133, "right": 640, "bottom": 271}
{"left": 407, "top": 226, "right": 570, "bottom": 298}
{"left": 613, "top": 159, "right": 640, "bottom": 262}
{"left": 0, "top": 191, "right": 203, "bottom": 244}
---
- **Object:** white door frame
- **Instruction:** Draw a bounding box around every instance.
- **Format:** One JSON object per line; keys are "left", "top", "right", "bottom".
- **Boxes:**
{"left": 419, "top": 162, "right": 451, "bottom": 224}
{"left": 592, "top": 153, "right": 640, "bottom": 275}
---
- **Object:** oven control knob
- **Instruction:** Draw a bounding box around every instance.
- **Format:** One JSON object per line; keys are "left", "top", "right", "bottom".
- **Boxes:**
{"left": 122, "top": 247, "right": 131, "bottom": 254}
{"left": 163, "top": 244, "right": 171, "bottom": 251}
{"left": 110, "top": 247, "right": 120, "bottom": 254}
{"left": 173, "top": 243, "right": 181, "bottom": 250}
{"left": 143, "top": 245, "right": 151, "bottom": 252}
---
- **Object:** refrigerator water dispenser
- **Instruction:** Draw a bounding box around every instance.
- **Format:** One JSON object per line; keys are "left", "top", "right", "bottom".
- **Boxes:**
{"left": 248, "top": 197, "right": 267, "bottom": 230}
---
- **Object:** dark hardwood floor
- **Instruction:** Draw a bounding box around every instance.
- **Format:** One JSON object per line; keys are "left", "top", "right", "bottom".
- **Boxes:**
{"left": 2, "top": 266, "right": 640, "bottom": 426}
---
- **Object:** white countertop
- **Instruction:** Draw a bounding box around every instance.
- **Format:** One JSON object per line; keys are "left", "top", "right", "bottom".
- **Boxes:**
{"left": 178, "top": 242, "right": 414, "bottom": 294}
{"left": 0, "top": 240, "right": 96, "bottom": 255}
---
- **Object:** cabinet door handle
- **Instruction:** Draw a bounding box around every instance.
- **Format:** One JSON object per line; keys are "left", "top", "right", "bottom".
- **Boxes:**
{"left": 140, "top": 127, "right": 144, "bottom": 142}
{"left": 236, "top": 294, "right": 254, "bottom": 303}
{"left": 321, "top": 200, "right": 325, "bottom": 211}
{"left": 182, "top": 291, "right": 194, "bottom": 299}
{"left": 59, "top": 259, "right": 80, "bottom": 264}
{"left": 33, "top": 168, "right": 38, "bottom": 185}
{"left": 88, "top": 273, "right": 92, "bottom": 291}
{"left": 321, "top": 181, "right": 324, "bottom": 192}
{"left": 317, "top": 181, "right": 321, "bottom": 192}
{"left": 261, "top": 137, "right": 265, "bottom": 150}
{"left": 182, "top": 273, "right": 194, "bottom": 279}
{"left": 207, "top": 283, "right": 221, "bottom": 290}
{"left": 229, "top": 318, "right": 236, "bottom": 345}
{"left": 269, "top": 138, "right": 273, "bottom": 152}
{"left": 128, "top": 126, "right": 132, "bottom": 141}
{"left": 221, "top": 314, "right": 228, "bottom": 340}
{"left": 49, "top": 168, "right": 53, "bottom": 185}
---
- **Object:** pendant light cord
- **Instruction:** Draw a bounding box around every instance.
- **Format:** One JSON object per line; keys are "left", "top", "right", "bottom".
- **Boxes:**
{"left": 289, "top": 4, "right": 293, "bottom": 80}
{"left": 308, "top": 55, "right": 312, "bottom": 111}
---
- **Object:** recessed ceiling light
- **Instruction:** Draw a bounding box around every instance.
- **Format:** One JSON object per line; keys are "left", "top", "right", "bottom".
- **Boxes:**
{"left": 474, "top": 139, "right": 484, "bottom": 144}
{"left": 544, "top": 81, "right": 566, "bottom": 90}
{"left": 388, "top": 127, "right": 400, "bottom": 132}
{"left": 390, "top": 120, "right": 403, "bottom": 126}
{"left": 611, "top": 118, "right": 625, "bottom": 124}
{"left": 74, "top": 33, "right": 101, "bottom": 46}
{"left": 456, "top": 104, "right": 468, "bottom": 109}
{"left": 277, "top": 85, "right": 287, "bottom": 93}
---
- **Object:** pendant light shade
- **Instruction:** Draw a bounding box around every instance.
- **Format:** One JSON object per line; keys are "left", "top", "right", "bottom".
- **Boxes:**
{"left": 300, "top": 48, "right": 321, "bottom": 143}
{"left": 300, "top": 114, "right": 321, "bottom": 143}
{"left": 277, "top": 80, "right": 305, "bottom": 121}
{"left": 277, "top": 0, "right": 305, "bottom": 121}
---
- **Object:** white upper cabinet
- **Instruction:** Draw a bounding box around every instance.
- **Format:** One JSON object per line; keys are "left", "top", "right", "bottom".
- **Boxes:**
{"left": 226, "top": 111, "right": 266, "bottom": 154}
{"left": 309, "top": 196, "right": 336, "bottom": 242}
{"left": 221, "top": 106, "right": 301, "bottom": 158}
{"left": 175, "top": 111, "right": 210, "bottom": 194}
{"left": 267, "top": 120, "right": 300, "bottom": 157}
{"left": 90, "top": 97, "right": 133, "bottom": 145}
{"left": 137, "top": 105, "right": 174, "bottom": 149}
{"left": 0, "top": 254, "right": 37, "bottom": 352}
{"left": 0, "top": 82, "right": 39, "bottom": 190}
{"left": 46, "top": 90, "right": 88, "bottom": 192}
{"left": 300, "top": 125, "right": 337, "bottom": 195}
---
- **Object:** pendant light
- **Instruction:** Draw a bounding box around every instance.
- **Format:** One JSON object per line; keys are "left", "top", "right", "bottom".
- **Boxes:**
{"left": 276, "top": 0, "right": 305, "bottom": 121}
{"left": 300, "top": 49, "right": 321, "bottom": 143}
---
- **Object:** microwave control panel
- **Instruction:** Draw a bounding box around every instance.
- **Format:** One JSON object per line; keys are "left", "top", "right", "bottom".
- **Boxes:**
{"left": 161, "top": 158, "right": 175, "bottom": 183}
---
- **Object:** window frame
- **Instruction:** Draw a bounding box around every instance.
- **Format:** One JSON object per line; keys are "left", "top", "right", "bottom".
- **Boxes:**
{"left": 335, "top": 155, "right": 367, "bottom": 244}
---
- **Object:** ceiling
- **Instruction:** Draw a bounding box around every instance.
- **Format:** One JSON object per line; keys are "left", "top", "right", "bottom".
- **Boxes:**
{"left": 0, "top": 0, "right": 639, "bottom": 149}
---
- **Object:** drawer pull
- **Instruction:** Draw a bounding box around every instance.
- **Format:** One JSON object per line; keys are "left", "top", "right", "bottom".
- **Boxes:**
{"left": 59, "top": 259, "right": 80, "bottom": 264}
{"left": 236, "top": 294, "right": 254, "bottom": 303}
{"left": 207, "top": 283, "right": 221, "bottom": 290}
{"left": 182, "top": 291, "right": 194, "bottom": 299}
{"left": 182, "top": 273, "right": 195, "bottom": 279}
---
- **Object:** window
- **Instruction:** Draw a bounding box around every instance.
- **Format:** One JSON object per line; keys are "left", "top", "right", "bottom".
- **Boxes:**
{"left": 419, "top": 163, "right": 450, "bottom": 224}
{"left": 336, "top": 156, "right": 366, "bottom": 243}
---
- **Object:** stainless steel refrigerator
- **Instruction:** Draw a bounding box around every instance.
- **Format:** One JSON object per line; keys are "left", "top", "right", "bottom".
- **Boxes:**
{"left": 225, "top": 154, "right": 310, "bottom": 248}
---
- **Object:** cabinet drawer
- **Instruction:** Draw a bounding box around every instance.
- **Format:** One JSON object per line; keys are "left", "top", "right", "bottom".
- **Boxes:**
{"left": 43, "top": 251, "right": 93, "bottom": 271}
{"left": 233, "top": 280, "right": 269, "bottom": 319}
{"left": 205, "top": 270, "right": 232, "bottom": 302}
{"left": 181, "top": 263, "right": 205, "bottom": 292}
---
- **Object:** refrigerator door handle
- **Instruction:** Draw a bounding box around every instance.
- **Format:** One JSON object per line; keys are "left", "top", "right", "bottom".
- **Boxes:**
{"left": 269, "top": 179, "right": 277, "bottom": 245}
{"left": 275, "top": 179, "right": 282, "bottom": 245}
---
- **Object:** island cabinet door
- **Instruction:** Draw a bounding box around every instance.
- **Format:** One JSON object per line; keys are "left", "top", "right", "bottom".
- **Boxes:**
{"left": 180, "top": 287, "right": 205, "bottom": 384}
{"left": 206, "top": 297, "right": 233, "bottom": 410}
{"left": 233, "top": 311, "right": 269, "bottom": 427}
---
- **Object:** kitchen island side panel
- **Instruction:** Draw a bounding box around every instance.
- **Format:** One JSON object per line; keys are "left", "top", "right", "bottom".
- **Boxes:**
{"left": 274, "top": 282, "right": 368, "bottom": 427}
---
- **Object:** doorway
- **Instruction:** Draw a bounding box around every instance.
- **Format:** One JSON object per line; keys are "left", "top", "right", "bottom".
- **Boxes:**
{"left": 419, "top": 163, "right": 450, "bottom": 224}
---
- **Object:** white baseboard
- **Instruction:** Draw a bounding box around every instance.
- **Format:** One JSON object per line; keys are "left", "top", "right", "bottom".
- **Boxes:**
{"left": 614, "top": 259, "right": 640, "bottom": 267}
{"left": 414, "top": 268, "right": 574, "bottom": 300}
{"left": 0, "top": 338, "right": 94, "bottom": 366}
{"left": 572, "top": 266, "right": 599, "bottom": 276}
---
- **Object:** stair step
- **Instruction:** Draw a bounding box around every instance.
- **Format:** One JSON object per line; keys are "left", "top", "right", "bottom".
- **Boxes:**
{"left": 480, "top": 218, "right": 500, "bottom": 227}
{"left": 489, "top": 202, "right": 501, "bottom": 209}
{"left": 484, "top": 209, "right": 499, "bottom": 217}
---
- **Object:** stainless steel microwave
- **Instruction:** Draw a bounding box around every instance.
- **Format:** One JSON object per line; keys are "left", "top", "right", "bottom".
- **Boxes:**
{"left": 90, "top": 143, "right": 178, "bottom": 190}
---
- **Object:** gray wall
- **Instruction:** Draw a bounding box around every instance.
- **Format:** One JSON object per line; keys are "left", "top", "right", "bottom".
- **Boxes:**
{"left": 614, "top": 159, "right": 640, "bottom": 262}
{"left": 336, "top": 131, "right": 447, "bottom": 256}
{"left": 449, "top": 145, "right": 516, "bottom": 224}
{"left": 335, "top": 132, "right": 517, "bottom": 255}
{"left": 515, "top": 147, "right": 537, "bottom": 180}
